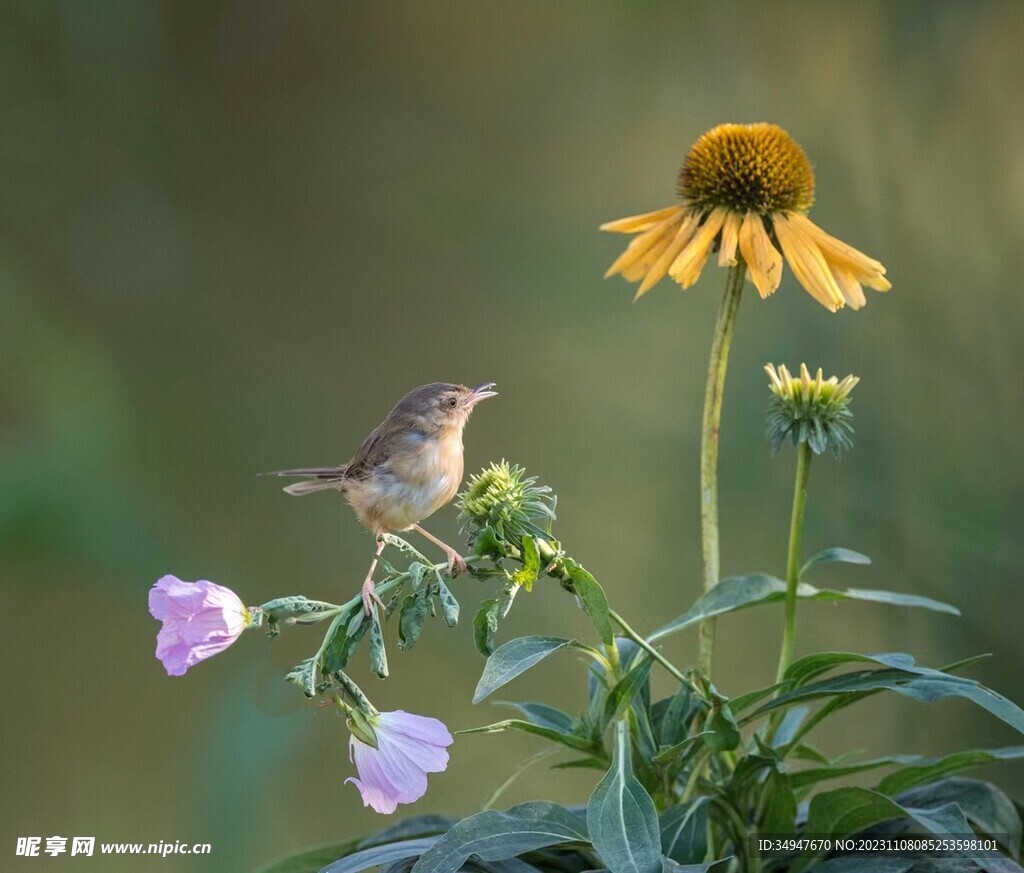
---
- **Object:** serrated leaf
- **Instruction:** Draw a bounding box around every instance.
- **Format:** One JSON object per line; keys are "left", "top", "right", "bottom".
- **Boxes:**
{"left": 472, "top": 637, "right": 574, "bottom": 704}
{"left": 473, "top": 599, "right": 500, "bottom": 656}
{"left": 410, "top": 802, "right": 588, "bottom": 873}
{"left": 586, "top": 721, "right": 661, "bottom": 873}
{"left": 649, "top": 575, "right": 958, "bottom": 644}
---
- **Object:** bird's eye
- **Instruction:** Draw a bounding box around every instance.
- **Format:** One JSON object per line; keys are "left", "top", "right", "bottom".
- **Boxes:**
{"left": 447, "top": 396, "right": 458, "bottom": 408}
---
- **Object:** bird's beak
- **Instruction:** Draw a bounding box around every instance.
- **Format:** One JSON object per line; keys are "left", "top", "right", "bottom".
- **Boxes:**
{"left": 467, "top": 382, "right": 498, "bottom": 405}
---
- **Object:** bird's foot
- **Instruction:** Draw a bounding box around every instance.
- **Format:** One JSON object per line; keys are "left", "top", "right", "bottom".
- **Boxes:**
{"left": 444, "top": 549, "right": 467, "bottom": 578}
{"left": 361, "top": 577, "right": 385, "bottom": 616}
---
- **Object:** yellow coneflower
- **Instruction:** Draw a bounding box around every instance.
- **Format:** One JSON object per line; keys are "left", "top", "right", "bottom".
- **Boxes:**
{"left": 601, "top": 123, "right": 891, "bottom": 311}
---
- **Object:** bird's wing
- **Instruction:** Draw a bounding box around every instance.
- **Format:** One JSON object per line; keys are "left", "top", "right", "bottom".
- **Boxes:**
{"left": 344, "top": 414, "right": 421, "bottom": 480}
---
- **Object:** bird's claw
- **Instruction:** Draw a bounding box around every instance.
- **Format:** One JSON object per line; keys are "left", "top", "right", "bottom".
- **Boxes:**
{"left": 445, "top": 550, "right": 467, "bottom": 578}
{"left": 361, "top": 579, "right": 385, "bottom": 616}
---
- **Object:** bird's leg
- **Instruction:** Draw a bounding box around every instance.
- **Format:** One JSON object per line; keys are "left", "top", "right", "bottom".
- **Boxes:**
{"left": 410, "top": 523, "right": 467, "bottom": 577}
{"left": 360, "top": 537, "right": 387, "bottom": 616}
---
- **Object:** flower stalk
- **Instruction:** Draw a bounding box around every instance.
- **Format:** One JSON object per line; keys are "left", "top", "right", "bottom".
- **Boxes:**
{"left": 775, "top": 440, "right": 813, "bottom": 682}
{"left": 698, "top": 260, "right": 745, "bottom": 676}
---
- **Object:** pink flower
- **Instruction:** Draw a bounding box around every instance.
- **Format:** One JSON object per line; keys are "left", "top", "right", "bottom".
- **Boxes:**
{"left": 346, "top": 710, "right": 454, "bottom": 814}
{"left": 148, "top": 575, "right": 253, "bottom": 676}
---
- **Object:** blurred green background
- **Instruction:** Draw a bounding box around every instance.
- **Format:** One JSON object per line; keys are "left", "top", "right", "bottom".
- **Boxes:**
{"left": 3, "top": 1, "right": 1024, "bottom": 870}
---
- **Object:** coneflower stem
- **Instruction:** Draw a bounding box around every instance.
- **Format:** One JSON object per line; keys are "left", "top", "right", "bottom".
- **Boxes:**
{"left": 775, "top": 441, "right": 813, "bottom": 683}
{"left": 697, "top": 260, "right": 745, "bottom": 677}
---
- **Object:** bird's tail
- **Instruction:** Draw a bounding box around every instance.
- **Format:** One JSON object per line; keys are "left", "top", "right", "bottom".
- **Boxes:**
{"left": 261, "top": 466, "right": 349, "bottom": 496}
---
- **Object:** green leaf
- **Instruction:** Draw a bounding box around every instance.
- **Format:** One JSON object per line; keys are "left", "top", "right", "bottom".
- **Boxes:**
{"left": 808, "top": 860, "right": 915, "bottom": 873}
{"left": 760, "top": 766, "right": 797, "bottom": 835}
{"left": 285, "top": 658, "right": 317, "bottom": 698}
{"left": 649, "top": 575, "right": 958, "bottom": 643}
{"left": 357, "top": 815, "right": 456, "bottom": 848}
{"left": 897, "top": 777, "right": 1023, "bottom": 860}
{"left": 398, "top": 594, "right": 430, "bottom": 652}
{"left": 513, "top": 535, "right": 541, "bottom": 591}
{"left": 254, "top": 839, "right": 361, "bottom": 873}
{"left": 499, "top": 701, "right": 577, "bottom": 734}
{"left": 457, "top": 718, "right": 596, "bottom": 753}
{"left": 662, "top": 860, "right": 731, "bottom": 873}
{"left": 473, "top": 599, "right": 500, "bottom": 656}
{"left": 753, "top": 656, "right": 1024, "bottom": 738}
{"left": 804, "top": 786, "right": 994, "bottom": 863}
{"left": 705, "top": 696, "right": 740, "bottom": 753}
{"left": 660, "top": 797, "right": 709, "bottom": 864}
{"left": 472, "top": 636, "right": 575, "bottom": 704}
{"left": 801, "top": 547, "right": 871, "bottom": 575}
{"left": 879, "top": 747, "right": 1024, "bottom": 796}
{"left": 433, "top": 573, "right": 460, "bottom": 627}
{"left": 320, "top": 611, "right": 368, "bottom": 674}
{"left": 410, "top": 802, "right": 588, "bottom": 873}
{"left": 566, "top": 563, "right": 614, "bottom": 645}
{"left": 320, "top": 838, "right": 438, "bottom": 873}
{"left": 587, "top": 721, "right": 662, "bottom": 873}
{"left": 790, "top": 754, "right": 921, "bottom": 790}
{"left": 773, "top": 704, "right": 811, "bottom": 747}
{"left": 604, "top": 654, "right": 654, "bottom": 725}
{"left": 368, "top": 610, "right": 388, "bottom": 678}
{"left": 656, "top": 683, "right": 702, "bottom": 748}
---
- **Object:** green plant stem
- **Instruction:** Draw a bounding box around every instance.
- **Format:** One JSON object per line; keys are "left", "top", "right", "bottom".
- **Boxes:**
{"left": 609, "top": 608, "right": 687, "bottom": 685}
{"left": 775, "top": 441, "right": 813, "bottom": 683}
{"left": 697, "top": 260, "right": 745, "bottom": 677}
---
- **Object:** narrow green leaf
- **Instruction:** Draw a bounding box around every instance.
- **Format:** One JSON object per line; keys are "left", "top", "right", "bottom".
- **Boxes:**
{"left": 499, "top": 701, "right": 577, "bottom": 734}
{"left": 398, "top": 594, "right": 430, "bottom": 652}
{"left": 320, "top": 838, "right": 438, "bottom": 873}
{"left": 473, "top": 599, "right": 500, "bottom": 656}
{"left": 410, "top": 802, "right": 588, "bottom": 873}
{"left": 649, "top": 576, "right": 958, "bottom": 643}
{"left": 472, "top": 636, "right": 574, "bottom": 704}
{"left": 457, "top": 718, "right": 596, "bottom": 753}
{"left": 880, "top": 747, "right": 1024, "bottom": 796}
{"left": 587, "top": 721, "right": 662, "bottom": 873}
{"left": 791, "top": 754, "right": 921, "bottom": 790}
{"left": 368, "top": 611, "right": 388, "bottom": 679}
{"left": 566, "top": 563, "right": 614, "bottom": 645}
{"left": 604, "top": 655, "right": 654, "bottom": 725}
{"left": 801, "top": 547, "right": 871, "bottom": 575}
{"left": 284, "top": 658, "right": 317, "bottom": 698}
{"left": 660, "top": 797, "right": 709, "bottom": 864}
{"left": 433, "top": 573, "right": 460, "bottom": 627}
{"left": 357, "top": 815, "right": 456, "bottom": 849}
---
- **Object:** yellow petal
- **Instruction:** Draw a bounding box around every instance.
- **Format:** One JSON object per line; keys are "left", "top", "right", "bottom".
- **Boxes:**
{"left": 623, "top": 231, "right": 676, "bottom": 282}
{"left": 832, "top": 267, "right": 867, "bottom": 309}
{"left": 717, "top": 210, "right": 742, "bottom": 267}
{"left": 634, "top": 213, "right": 701, "bottom": 299}
{"left": 773, "top": 213, "right": 846, "bottom": 312}
{"left": 790, "top": 213, "right": 890, "bottom": 290}
{"left": 668, "top": 208, "right": 728, "bottom": 289}
{"left": 738, "top": 212, "right": 783, "bottom": 299}
{"left": 600, "top": 205, "right": 684, "bottom": 234}
{"left": 604, "top": 212, "right": 682, "bottom": 278}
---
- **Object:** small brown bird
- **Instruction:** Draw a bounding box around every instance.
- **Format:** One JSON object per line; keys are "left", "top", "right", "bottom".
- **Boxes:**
{"left": 267, "top": 382, "right": 497, "bottom": 614}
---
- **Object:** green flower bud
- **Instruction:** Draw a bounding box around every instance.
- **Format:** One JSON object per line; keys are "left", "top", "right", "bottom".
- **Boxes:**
{"left": 765, "top": 363, "right": 858, "bottom": 457}
{"left": 457, "top": 461, "right": 555, "bottom": 541}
